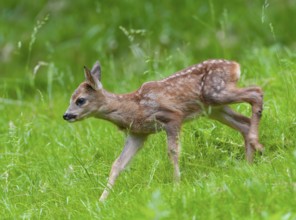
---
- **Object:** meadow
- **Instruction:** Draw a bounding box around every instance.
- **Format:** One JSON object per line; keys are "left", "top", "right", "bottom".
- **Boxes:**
{"left": 1, "top": 0, "right": 296, "bottom": 219}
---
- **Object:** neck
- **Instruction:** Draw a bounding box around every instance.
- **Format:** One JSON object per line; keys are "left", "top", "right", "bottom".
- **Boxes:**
{"left": 94, "top": 89, "right": 137, "bottom": 129}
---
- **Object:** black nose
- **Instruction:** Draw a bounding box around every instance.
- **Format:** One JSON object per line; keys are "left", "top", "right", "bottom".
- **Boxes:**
{"left": 63, "top": 113, "right": 76, "bottom": 121}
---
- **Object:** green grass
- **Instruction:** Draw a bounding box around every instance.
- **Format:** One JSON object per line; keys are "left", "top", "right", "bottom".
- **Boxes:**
{"left": 1, "top": 0, "right": 296, "bottom": 219}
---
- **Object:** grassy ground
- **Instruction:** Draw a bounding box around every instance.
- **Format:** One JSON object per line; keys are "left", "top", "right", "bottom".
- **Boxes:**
{"left": 1, "top": 0, "right": 296, "bottom": 219}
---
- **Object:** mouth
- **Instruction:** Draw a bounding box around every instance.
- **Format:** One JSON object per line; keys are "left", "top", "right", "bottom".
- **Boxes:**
{"left": 67, "top": 118, "right": 77, "bottom": 123}
{"left": 63, "top": 113, "right": 77, "bottom": 122}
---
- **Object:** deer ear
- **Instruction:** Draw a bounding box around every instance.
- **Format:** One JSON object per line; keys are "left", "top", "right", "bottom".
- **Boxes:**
{"left": 91, "top": 61, "right": 101, "bottom": 81}
{"left": 84, "top": 61, "right": 102, "bottom": 90}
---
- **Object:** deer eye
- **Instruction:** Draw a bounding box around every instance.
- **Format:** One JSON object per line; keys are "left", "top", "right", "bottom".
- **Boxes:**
{"left": 76, "top": 97, "right": 86, "bottom": 106}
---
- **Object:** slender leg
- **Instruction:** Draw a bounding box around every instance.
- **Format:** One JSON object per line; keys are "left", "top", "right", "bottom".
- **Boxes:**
{"left": 99, "top": 134, "right": 147, "bottom": 202}
{"left": 209, "top": 106, "right": 256, "bottom": 162}
{"left": 165, "top": 122, "right": 181, "bottom": 182}
{"left": 235, "top": 87, "right": 264, "bottom": 153}
{"left": 209, "top": 106, "right": 250, "bottom": 138}
{"left": 204, "top": 86, "right": 264, "bottom": 162}
{"left": 248, "top": 95, "right": 264, "bottom": 151}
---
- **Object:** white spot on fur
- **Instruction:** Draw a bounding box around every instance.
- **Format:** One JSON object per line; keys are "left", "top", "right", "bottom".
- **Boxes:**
{"left": 140, "top": 99, "right": 159, "bottom": 108}
{"left": 213, "top": 77, "right": 219, "bottom": 84}
{"left": 145, "top": 93, "right": 157, "bottom": 100}
{"left": 236, "top": 65, "right": 241, "bottom": 79}
{"left": 211, "top": 93, "right": 218, "bottom": 98}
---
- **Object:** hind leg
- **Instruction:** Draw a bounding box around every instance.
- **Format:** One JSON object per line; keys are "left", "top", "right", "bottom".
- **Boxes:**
{"left": 209, "top": 106, "right": 258, "bottom": 162}
{"left": 210, "top": 106, "right": 250, "bottom": 138}
{"left": 204, "top": 86, "right": 264, "bottom": 162}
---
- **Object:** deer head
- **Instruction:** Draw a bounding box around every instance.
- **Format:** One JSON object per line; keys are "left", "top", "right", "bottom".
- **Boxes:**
{"left": 63, "top": 61, "right": 106, "bottom": 122}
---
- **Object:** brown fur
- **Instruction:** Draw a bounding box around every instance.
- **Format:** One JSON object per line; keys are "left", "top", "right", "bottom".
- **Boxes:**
{"left": 63, "top": 59, "right": 264, "bottom": 201}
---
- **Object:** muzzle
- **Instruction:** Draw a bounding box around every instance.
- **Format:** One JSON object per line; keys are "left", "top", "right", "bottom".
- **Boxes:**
{"left": 63, "top": 113, "right": 77, "bottom": 121}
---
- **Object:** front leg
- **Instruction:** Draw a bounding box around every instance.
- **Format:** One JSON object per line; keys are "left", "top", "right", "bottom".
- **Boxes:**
{"left": 99, "top": 134, "right": 147, "bottom": 202}
{"left": 165, "top": 122, "right": 182, "bottom": 182}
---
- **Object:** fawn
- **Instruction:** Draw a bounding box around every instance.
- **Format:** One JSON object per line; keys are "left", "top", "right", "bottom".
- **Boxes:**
{"left": 63, "top": 59, "right": 264, "bottom": 201}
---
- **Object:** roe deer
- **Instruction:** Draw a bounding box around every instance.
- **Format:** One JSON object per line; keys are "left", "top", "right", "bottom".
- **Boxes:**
{"left": 63, "top": 59, "right": 264, "bottom": 201}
